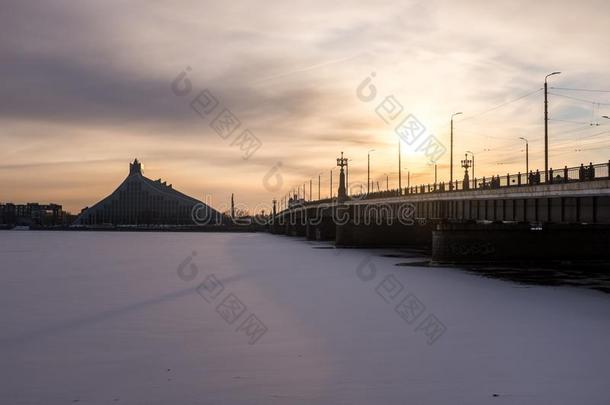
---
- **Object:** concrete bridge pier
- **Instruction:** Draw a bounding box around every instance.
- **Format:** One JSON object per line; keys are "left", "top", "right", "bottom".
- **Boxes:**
{"left": 315, "top": 215, "right": 337, "bottom": 241}
{"left": 432, "top": 222, "right": 610, "bottom": 263}
{"left": 306, "top": 215, "right": 336, "bottom": 241}
{"left": 269, "top": 217, "right": 286, "bottom": 234}
{"left": 333, "top": 205, "right": 353, "bottom": 247}
{"left": 287, "top": 220, "right": 306, "bottom": 237}
{"left": 305, "top": 207, "right": 317, "bottom": 240}
{"left": 317, "top": 206, "right": 337, "bottom": 241}
{"left": 282, "top": 209, "right": 305, "bottom": 237}
{"left": 336, "top": 220, "right": 434, "bottom": 247}
{"left": 335, "top": 204, "right": 433, "bottom": 247}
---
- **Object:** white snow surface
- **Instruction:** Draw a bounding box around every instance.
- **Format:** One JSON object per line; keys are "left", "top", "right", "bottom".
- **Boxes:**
{"left": 0, "top": 231, "right": 609, "bottom": 405}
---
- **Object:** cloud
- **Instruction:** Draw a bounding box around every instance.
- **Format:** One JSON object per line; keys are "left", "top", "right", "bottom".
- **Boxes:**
{"left": 1, "top": 0, "right": 609, "bottom": 212}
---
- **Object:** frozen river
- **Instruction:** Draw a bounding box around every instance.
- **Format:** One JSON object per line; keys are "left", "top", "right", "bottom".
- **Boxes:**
{"left": 1, "top": 231, "right": 609, "bottom": 404}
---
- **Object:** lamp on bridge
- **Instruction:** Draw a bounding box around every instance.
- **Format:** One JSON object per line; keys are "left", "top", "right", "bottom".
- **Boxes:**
{"left": 346, "top": 158, "right": 352, "bottom": 195}
{"left": 337, "top": 152, "right": 348, "bottom": 202}
{"left": 466, "top": 150, "right": 475, "bottom": 186}
{"left": 450, "top": 112, "right": 463, "bottom": 190}
{"left": 367, "top": 149, "right": 375, "bottom": 194}
{"left": 544, "top": 71, "right": 561, "bottom": 181}
{"left": 519, "top": 137, "right": 529, "bottom": 183}
{"left": 318, "top": 172, "right": 322, "bottom": 200}
{"left": 461, "top": 153, "right": 472, "bottom": 190}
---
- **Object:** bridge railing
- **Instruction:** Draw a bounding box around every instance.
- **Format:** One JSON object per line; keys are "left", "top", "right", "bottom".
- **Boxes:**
{"left": 278, "top": 160, "right": 610, "bottom": 212}
{"left": 345, "top": 160, "right": 610, "bottom": 201}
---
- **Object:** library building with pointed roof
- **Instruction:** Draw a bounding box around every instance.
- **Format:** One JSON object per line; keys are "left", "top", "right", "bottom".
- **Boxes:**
{"left": 73, "top": 159, "right": 220, "bottom": 226}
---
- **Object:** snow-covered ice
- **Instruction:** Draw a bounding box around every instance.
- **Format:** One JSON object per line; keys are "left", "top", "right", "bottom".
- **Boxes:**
{"left": 1, "top": 231, "right": 609, "bottom": 404}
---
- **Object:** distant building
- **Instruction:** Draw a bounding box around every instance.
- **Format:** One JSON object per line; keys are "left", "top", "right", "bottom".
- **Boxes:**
{"left": 73, "top": 159, "right": 221, "bottom": 226}
{"left": 0, "top": 202, "right": 64, "bottom": 226}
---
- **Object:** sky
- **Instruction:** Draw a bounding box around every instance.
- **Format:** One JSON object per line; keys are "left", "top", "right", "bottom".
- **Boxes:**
{"left": 1, "top": 0, "right": 609, "bottom": 213}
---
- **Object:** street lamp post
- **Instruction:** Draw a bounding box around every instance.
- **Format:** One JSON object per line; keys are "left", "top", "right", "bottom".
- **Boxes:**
{"left": 367, "top": 149, "right": 375, "bottom": 194}
{"left": 544, "top": 71, "right": 561, "bottom": 181}
{"left": 318, "top": 173, "right": 321, "bottom": 200}
{"left": 450, "top": 112, "right": 463, "bottom": 189}
{"left": 346, "top": 159, "right": 352, "bottom": 195}
{"left": 309, "top": 179, "right": 312, "bottom": 202}
{"left": 519, "top": 137, "right": 529, "bottom": 182}
{"left": 398, "top": 141, "right": 402, "bottom": 193}
{"left": 466, "top": 150, "right": 475, "bottom": 187}
{"left": 345, "top": 161, "right": 349, "bottom": 194}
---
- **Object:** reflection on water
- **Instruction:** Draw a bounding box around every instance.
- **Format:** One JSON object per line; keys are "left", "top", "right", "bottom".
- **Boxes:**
{"left": 393, "top": 248, "right": 610, "bottom": 294}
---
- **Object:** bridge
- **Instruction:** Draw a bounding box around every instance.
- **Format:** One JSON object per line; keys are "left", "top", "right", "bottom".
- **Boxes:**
{"left": 269, "top": 158, "right": 610, "bottom": 263}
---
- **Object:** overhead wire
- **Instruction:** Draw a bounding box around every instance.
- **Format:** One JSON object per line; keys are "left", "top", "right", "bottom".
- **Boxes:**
{"left": 457, "top": 88, "right": 543, "bottom": 123}
{"left": 550, "top": 87, "right": 610, "bottom": 93}
{"left": 548, "top": 92, "right": 610, "bottom": 106}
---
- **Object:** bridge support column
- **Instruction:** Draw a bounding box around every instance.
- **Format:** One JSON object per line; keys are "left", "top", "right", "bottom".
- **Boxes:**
{"left": 306, "top": 217, "right": 336, "bottom": 241}
{"left": 288, "top": 218, "right": 306, "bottom": 236}
{"left": 315, "top": 215, "right": 336, "bottom": 241}
{"left": 335, "top": 204, "right": 433, "bottom": 247}
{"left": 334, "top": 205, "right": 353, "bottom": 247}
{"left": 269, "top": 215, "right": 287, "bottom": 234}
{"left": 337, "top": 221, "right": 433, "bottom": 247}
{"left": 432, "top": 222, "right": 610, "bottom": 263}
{"left": 283, "top": 211, "right": 306, "bottom": 237}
